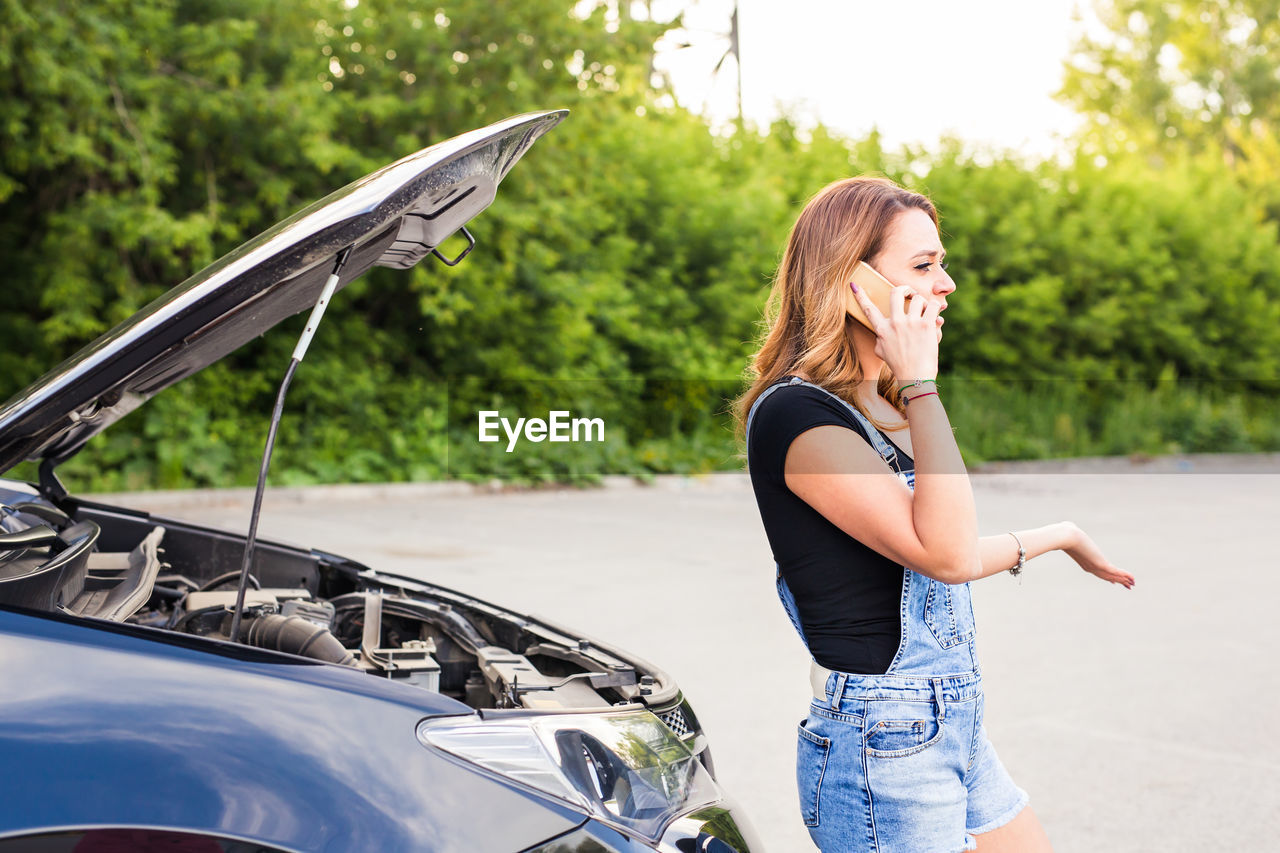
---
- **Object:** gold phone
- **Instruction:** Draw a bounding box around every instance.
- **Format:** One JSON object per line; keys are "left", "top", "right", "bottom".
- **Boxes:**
{"left": 844, "top": 260, "right": 909, "bottom": 329}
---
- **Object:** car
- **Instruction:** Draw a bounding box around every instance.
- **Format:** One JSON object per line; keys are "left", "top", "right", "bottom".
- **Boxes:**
{"left": 0, "top": 110, "right": 762, "bottom": 853}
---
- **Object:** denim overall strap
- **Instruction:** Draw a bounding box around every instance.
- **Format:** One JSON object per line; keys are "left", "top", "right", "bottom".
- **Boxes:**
{"left": 743, "top": 377, "right": 800, "bottom": 446}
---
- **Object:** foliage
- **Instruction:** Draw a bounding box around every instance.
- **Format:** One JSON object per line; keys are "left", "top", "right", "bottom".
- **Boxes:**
{"left": 946, "top": 377, "right": 1280, "bottom": 463}
{"left": 1060, "top": 0, "right": 1280, "bottom": 148}
{"left": 921, "top": 144, "right": 1280, "bottom": 384}
{"left": 1, "top": 0, "right": 1278, "bottom": 492}
{"left": 1059, "top": 0, "right": 1280, "bottom": 215}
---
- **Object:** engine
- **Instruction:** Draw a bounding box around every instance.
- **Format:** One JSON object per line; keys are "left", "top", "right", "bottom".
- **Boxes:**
{"left": 0, "top": 497, "right": 646, "bottom": 715}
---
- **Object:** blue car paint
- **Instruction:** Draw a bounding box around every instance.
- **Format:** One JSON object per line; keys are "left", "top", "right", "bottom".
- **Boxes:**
{"left": 0, "top": 605, "right": 586, "bottom": 851}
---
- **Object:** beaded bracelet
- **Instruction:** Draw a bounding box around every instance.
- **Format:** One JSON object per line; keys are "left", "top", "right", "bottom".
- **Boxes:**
{"left": 1007, "top": 531, "right": 1026, "bottom": 577}
{"left": 902, "top": 390, "right": 938, "bottom": 405}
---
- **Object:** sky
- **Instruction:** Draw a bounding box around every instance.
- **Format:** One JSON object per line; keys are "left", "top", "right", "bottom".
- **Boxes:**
{"left": 648, "top": 0, "right": 1102, "bottom": 158}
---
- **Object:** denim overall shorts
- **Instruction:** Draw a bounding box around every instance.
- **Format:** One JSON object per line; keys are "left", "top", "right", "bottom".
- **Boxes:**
{"left": 747, "top": 378, "right": 1027, "bottom": 853}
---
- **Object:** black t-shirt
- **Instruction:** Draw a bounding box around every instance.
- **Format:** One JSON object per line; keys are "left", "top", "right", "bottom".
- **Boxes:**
{"left": 746, "top": 378, "right": 914, "bottom": 674}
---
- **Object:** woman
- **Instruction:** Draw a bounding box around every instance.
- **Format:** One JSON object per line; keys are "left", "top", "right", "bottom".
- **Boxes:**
{"left": 739, "top": 176, "right": 1134, "bottom": 853}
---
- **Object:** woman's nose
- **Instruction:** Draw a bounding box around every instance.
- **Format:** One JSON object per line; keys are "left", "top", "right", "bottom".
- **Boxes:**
{"left": 934, "top": 271, "right": 956, "bottom": 296}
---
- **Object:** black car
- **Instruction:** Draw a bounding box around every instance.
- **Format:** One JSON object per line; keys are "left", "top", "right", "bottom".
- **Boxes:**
{"left": 0, "top": 111, "right": 761, "bottom": 852}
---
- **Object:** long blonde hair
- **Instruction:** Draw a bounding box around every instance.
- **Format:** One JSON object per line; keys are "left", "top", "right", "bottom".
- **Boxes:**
{"left": 736, "top": 176, "right": 940, "bottom": 435}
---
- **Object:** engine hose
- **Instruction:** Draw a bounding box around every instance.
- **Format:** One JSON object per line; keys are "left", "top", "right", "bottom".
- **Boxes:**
{"left": 245, "top": 614, "right": 356, "bottom": 667}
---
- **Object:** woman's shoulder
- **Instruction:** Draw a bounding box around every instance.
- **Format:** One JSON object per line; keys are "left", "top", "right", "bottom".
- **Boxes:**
{"left": 749, "top": 378, "right": 864, "bottom": 442}
{"left": 755, "top": 377, "right": 855, "bottom": 415}
{"left": 748, "top": 379, "right": 875, "bottom": 482}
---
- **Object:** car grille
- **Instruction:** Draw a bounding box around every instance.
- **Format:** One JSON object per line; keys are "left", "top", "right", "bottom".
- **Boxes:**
{"left": 658, "top": 706, "right": 691, "bottom": 739}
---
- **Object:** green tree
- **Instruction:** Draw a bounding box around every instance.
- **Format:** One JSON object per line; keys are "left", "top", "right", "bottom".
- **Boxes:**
{"left": 1059, "top": 1, "right": 1280, "bottom": 165}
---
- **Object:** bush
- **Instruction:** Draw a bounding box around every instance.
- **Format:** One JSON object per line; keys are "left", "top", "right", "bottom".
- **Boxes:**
{"left": 3, "top": 2, "right": 1277, "bottom": 491}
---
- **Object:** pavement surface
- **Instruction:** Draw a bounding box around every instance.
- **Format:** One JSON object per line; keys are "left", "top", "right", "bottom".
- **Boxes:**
{"left": 96, "top": 454, "right": 1280, "bottom": 852}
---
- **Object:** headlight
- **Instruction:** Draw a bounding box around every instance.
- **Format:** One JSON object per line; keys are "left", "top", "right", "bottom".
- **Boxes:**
{"left": 418, "top": 710, "right": 722, "bottom": 843}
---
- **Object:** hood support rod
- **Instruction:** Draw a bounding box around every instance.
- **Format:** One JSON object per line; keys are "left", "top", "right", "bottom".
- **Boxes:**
{"left": 37, "top": 459, "right": 68, "bottom": 503}
{"left": 229, "top": 245, "right": 353, "bottom": 644}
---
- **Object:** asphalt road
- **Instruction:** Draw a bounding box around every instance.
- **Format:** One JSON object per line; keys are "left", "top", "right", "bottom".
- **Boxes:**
{"left": 100, "top": 454, "right": 1280, "bottom": 852}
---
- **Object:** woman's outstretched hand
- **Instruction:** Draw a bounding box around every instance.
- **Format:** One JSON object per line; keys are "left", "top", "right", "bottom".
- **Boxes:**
{"left": 849, "top": 281, "right": 941, "bottom": 382}
{"left": 1062, "top": 521, "right": 1135, "bottom": 589}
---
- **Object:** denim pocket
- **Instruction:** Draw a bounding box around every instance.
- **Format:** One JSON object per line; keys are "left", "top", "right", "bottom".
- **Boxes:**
{"left": 923, "top": 579, "right": 977, "bottom": 649}
{"left": 863, "top": 700, "right": 944, "bottom": 758}
{"left": 864, "top": 718, "right": 943, "bottom": 756}
{"left": 796, "top": 718, "right": 831, "bottom": 827}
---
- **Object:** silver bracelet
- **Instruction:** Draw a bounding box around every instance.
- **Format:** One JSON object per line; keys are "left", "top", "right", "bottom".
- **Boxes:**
{"left": 1007, "top": 531, "right": 1026, "bottom": 577}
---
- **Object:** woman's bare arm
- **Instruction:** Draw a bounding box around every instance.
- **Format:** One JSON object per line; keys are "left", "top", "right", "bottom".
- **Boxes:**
{"left": 784, "top": 278, "right": 1134, "bottom": 590}
{"left": 976, "top": 522, "right": 1135, "bottom": 587}
{"left": 786, "top": 393, "right": 980, "bottom": 585}
{"left": 785, "top": 283, "right": 980, "bottom": 584}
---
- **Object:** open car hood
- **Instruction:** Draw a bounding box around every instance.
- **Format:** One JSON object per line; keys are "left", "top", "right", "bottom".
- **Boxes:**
{"left": 0, "top": 110, "right": 565, "bottom": 478}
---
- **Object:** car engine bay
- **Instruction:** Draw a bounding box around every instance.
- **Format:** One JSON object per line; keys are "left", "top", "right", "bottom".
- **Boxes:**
{"left": 0, "top": 489, "right": 696, "bottom": 731}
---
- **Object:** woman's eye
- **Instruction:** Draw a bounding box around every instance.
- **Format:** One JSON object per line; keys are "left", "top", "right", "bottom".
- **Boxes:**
{"left": 914, "top": 261, "right": 949, "bottom": 272}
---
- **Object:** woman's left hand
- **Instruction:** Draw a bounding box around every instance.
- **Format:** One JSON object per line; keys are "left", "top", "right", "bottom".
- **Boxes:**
{"left": 1062, "top": 521, "right": 1135, "bottom": 589}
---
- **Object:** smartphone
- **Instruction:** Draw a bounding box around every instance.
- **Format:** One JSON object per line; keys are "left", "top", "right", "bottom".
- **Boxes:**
{"left": 845, "top": 260, "right": 910, "bottom": 329}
